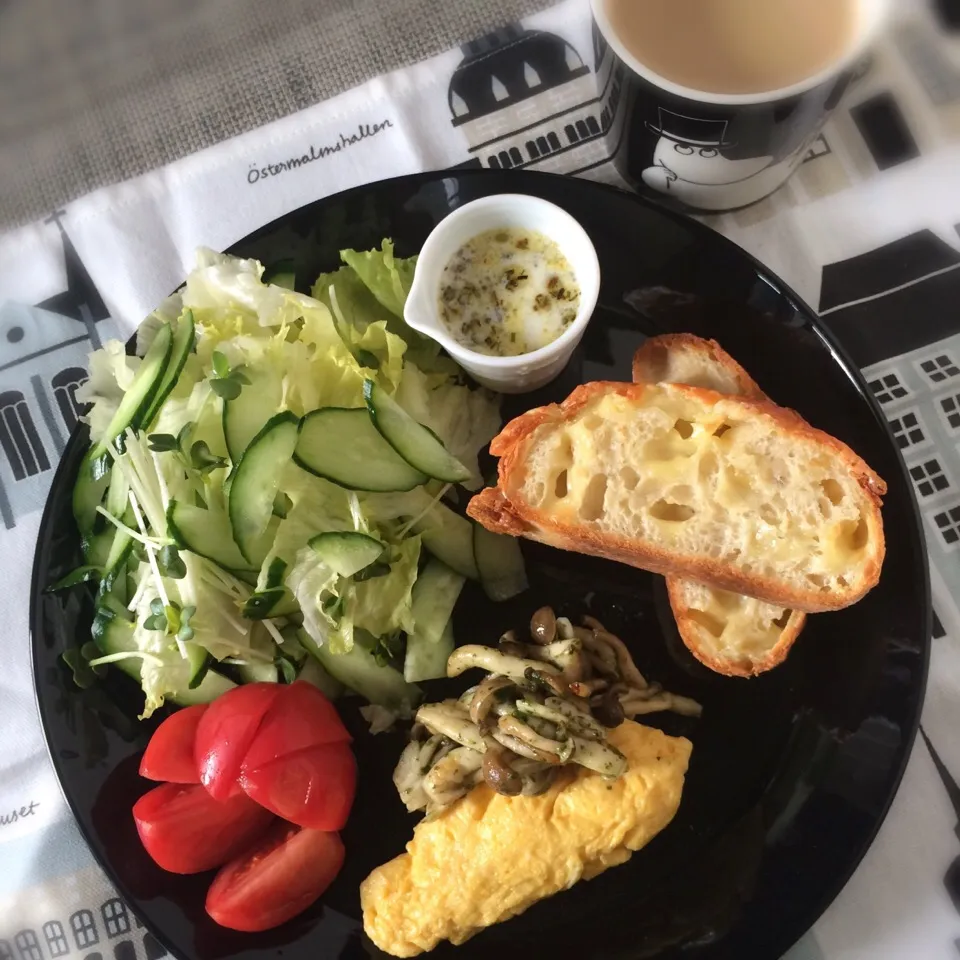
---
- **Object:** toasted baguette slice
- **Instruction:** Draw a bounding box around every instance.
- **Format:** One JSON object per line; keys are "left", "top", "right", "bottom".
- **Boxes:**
{"left": 468, "top": 380, "right": 886, "bottom": 613}
{"left": 632, "top": 333, "right": 765, "bottom": 400}
{"left": 634, "top": 335, "right": 807, "bottom": 676}
{"left": 666, "top": 579, "right": 806, "bottom": 676}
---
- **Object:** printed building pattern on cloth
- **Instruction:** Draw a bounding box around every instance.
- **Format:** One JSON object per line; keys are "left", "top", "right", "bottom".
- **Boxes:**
{"left": 0, "top": 212, "right": 111, "bottom": 530}
{"left": 862, "top": 332, "right": 960, "bottom": 563}
{"left": 818, "top": 221, "right": 960, "bottom": 711}
{"left": 448, "top": 21, "right": 628, "bottom": 180}
{"left": 1, "top": 897, "right": 167, "bottom": 960}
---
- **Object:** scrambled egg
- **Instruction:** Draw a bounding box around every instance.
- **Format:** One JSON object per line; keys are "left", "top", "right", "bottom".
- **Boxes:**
{"left": 360, "top": 721, "right": 692, "bottom": 957}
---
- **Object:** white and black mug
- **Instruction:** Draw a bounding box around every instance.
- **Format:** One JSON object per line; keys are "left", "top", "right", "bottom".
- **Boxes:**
{"left": 591, "top": 0, "right": 889, "bottom": 212}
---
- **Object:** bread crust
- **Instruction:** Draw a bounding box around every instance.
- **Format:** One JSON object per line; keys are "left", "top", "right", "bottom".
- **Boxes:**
{"left": 665, "top": 578, "right": 807, "bottom": 677}
{"left": 468, "top": 380, "right": 886, "bottom": 613}
{"left": 632, "top": 333, "right": 765, "bottom": 401}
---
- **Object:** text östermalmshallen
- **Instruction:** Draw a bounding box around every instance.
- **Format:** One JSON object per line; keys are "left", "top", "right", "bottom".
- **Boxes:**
{"left": 247, "top": 120, "right": 394, "bottom": 185}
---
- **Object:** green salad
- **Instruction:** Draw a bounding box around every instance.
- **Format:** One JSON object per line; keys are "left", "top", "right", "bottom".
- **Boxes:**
{"left": 60, "top": 241, "right": 527, "bottom": 721}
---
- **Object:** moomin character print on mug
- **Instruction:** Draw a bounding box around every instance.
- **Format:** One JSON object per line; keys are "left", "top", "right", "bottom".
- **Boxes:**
{"left": 640, "top": 108, "right": 803, "bottom": 210}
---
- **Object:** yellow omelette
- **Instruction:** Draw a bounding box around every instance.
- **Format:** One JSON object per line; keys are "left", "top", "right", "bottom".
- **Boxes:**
{"left": 360, "top": 720, "right": 692, "bottom": 957}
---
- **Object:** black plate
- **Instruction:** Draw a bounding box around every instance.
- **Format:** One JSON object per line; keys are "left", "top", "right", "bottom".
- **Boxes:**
{"left": 31, "top": 170, "right": 929, "bottom": 960}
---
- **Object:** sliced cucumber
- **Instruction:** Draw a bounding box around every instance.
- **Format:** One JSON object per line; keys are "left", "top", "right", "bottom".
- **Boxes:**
{"left": 309, "top": 531, "right": 383, "bottom": 578}
{"left": 243, "top": 588, "right": 299, "bottom": 619}
{"left": 364, "top": 380, "right": 470, "bottom": 484}
{"left": 298, "top": 630, "right": 420, "bottom": 709}
{"left": 231, "top": 624, "right": 283, "bottom": 683}
{"left": 46, "top": 564, "right": 100, "bottom": 593}
{"left": 264, "top": 556, "right": 288, "bottom": 589}
{"left": 405, "top": 617, "right": 455, "bottom": 683}
{"left": 410, "top": 559, "right": 465, "bottom": 647}
{"left": 263, "top": 259, "right": 296, "bottom": 290}
{"left": 294, "top": 408, "right": 427, "bottom": 492}
{"left": 101, "top": 561, "right": 129, "bottom": 605}
{"left": 175, "top": 670, "right": 236, "bottom": 706}
{"left": 243, "top": 557, "right": 299, "bottom": 619}
{"left": 104, "top": 462, "right": 130, "bottom": 518}
{"left": 234, "top": 569, "right": 259, "bottom": 588}
{"left": 82, "top": 528, "right": 115, "bottom": 569}
{"left": 90, "top": 604, "right": 133, "bottom": 660}
{"left": 96, "top": 591, "right": 135, "bottom": 623}
{"left": 271, "top": 594, "right": 299, "bottom": 618}
{"left": 191, "top": 387, "right": 230, "bottom": 463}
{"left": 98, "top": 524, "right": 135, "bottom": 597}
{"left": 73, "top": 449, "right": 111, "bottom": 534}
{"left": 415, "top": 503, "right": 480, "bottom": 580}
{"left": 474, "top": 524, "right": 529, "bottom": 601}
{"left": 103, "top": 523, "right": 134, "bottom": 572}
{"left": 167, "top": 500, "right": 257, "bottom": 572}
{"left": 234, "top": 659, "right": 278, "bottom": 684}
{"left": 297, "top": 651, "right": 343, "bottom": 700}
{"left": 229, "top": 412, "right": 299, "bottom": 563}
{"left": 184, "top": 641, "right": 212, "bottom": 689}
{"left": 142, "top": 310, "right": 196, "bottom": 429}
{"left": 223, "top": 365, "right": 283, "bottom": 464}
{"left": 91, "top": 604, "right": 234, "bottom": 705}
{"left": 89, "top": 596, "right": 133, "bottom": 654}
{"left": 403, "top": 559, "right": 463, "bottom": 682}
{"left": 91, "top": 323, "right": 173, "bottom": 460}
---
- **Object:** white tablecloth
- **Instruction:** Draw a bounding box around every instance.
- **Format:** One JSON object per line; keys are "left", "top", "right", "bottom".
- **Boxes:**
{"left": 2, "top": 1, "right": 960, "bottom": 957}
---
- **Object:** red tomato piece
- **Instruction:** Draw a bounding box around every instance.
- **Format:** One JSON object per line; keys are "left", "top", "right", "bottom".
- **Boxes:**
{"left": 194, "top": 683, "right": 282, "bottom": 800}
{"left": 139, "top": 704, "right": 207, "bottom": 783}
{"left": 133, "top": 782, "right": 274, "bottom": 874}
{"left": 205, "top": 822, "right": 344, "bottom": 932}
{"left": 240, "top": 742, "right": 356, "bottom": 831}
{"left": 240, "top": 681, "right": 350, "bottom": 775}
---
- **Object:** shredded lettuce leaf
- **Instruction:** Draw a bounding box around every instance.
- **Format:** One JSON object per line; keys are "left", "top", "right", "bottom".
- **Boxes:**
{"left": 288, "top": 534, "right": 421, "bottom": 657}
{"left": 287, "top": 547, "right": 341, "bottom": 649}
{"left": 257, "top": 470, "right": 357, "bottom": 590}
{"left": 340, "top": 239, "right": 416, "bottom": 319}
{"left": 347, "top": 535, "right": 421, "bottom": 640}
{"left": 131, "top": 588, "right": 195, "bottom": 719}
{"left": 75, "top": 241, "right": 522, "bottom": 713}
{"left": 136, "top": 292, "right": 184, "bottom": 356}
{"left": 327, "top": 241, "right": 458, "bottom": 376}
{"left": 312, "top": 264, "right": 396, "bottom": 333}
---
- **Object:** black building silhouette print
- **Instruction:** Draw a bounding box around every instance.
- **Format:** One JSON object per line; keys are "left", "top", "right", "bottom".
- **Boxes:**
{"left": 0, "top": 210, "right": 110, "bottom": 530}
{"left": 448, "top": 21, "right": 628, "bottom": 178}
{"left": 42, "top": 924, "right": 68, "bottom": 960}
{"left": 69, "top": 910, "right": 98, "bottom": 950}
{"left": 13, "top": 931, "right": 42, "bottom": 960}
{"left": 52, "top": 367, "right": 89, "bottom": 434}
{"left": 0, "top": 896, "right": 168, "bottom": 960}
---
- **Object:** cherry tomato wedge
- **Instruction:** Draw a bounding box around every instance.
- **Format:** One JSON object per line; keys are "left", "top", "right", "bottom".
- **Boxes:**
{"left": 133, "top": 782, "right": 274, "bottom": 874}
{"left": 139, "top": 704, "right": 207, "bottom": 783}
{"left": 195, "top": 683, "right": 282, "bottom": 800}
{"left": 240, "top": 742, "right": 356, "bottom": 831}
{"left": 205, "top": 822, "right": 344, "bottom": 932}
{"left": 240, "top": 681, "right": 350, "bottom": 775}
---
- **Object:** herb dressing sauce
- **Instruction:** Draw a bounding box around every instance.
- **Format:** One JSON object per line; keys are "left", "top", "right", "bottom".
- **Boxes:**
{"left": 437, "top": 227, "right": 580, "bottom": 357}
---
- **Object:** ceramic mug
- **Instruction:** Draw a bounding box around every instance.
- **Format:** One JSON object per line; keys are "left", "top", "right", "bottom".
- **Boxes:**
{"left": 591, "top": 0, "right": 889, "bottom": 212}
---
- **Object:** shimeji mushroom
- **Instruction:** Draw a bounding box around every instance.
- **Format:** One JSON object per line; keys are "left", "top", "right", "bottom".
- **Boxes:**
{"left": 393, "top": 610, "right": 700, "bottom": 816}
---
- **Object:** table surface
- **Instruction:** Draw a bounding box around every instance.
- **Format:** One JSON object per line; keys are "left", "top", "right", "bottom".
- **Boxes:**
{"left": 0, "top": 0, "right": 553, "bottom": 229}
